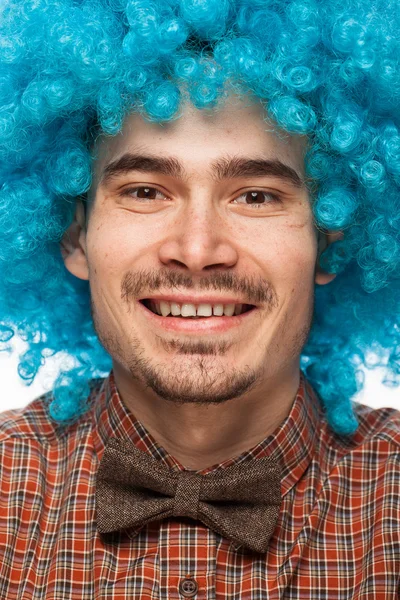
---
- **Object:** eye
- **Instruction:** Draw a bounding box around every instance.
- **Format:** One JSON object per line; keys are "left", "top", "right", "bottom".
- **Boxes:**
{"left": 233, "top": 190, "right": 281, "bottom": 208}
{"left": 122, "top": 186, "right": 168, "bottom": 201}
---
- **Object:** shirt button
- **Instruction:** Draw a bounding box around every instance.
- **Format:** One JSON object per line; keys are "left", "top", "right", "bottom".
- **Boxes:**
{"left": 178, "top": 576, "right": 198, "bottom": 598}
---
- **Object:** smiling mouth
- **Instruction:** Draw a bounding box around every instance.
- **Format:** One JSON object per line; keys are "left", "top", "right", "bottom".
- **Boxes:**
{"left": 140, "top": 299, "right": 255, "bottom": 318}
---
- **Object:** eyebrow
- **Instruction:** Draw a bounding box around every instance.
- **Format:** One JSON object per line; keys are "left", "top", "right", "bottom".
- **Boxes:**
{"left": 100, "top": 153, "right": 304, "bottom": 188}
{"left": 101, "top": 154, "right": 184, "bottom": 185}
{"left": 211, "top": 156, "right": 304, "bottom": 187}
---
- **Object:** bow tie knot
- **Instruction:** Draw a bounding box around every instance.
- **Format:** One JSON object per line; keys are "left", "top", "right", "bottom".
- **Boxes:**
{"left": 173, "top": 472, "right": 202, "bottom": 520}
{"left": 96, "top": 437, "right": 282, "bottom": 554}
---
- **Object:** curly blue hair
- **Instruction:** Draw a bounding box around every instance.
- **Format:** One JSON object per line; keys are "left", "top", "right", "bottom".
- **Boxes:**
{"left": 0, "top": 0, "right": 399, "bottom": 435}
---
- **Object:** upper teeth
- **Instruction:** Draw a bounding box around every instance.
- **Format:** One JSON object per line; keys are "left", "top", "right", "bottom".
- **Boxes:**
{"left": 150, "top": 301, "right": 245, "bottom": 317}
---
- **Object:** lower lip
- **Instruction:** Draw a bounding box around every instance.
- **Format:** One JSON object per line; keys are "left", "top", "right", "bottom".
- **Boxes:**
{"left": 138, "top": 301, "right": 258, "bottom": 333}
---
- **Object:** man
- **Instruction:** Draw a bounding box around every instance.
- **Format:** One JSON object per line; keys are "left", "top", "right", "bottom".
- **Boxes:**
{"left": 0, "top": 0, "right": 399, "bottom": 598}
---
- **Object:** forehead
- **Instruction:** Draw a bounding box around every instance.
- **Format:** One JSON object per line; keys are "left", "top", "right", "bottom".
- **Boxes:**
{"left": 92, "top": 95, "right": 307, "bottom": 180}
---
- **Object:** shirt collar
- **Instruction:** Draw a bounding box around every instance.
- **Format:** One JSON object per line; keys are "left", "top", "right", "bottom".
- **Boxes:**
{"left": 91, "top": 370, "right": 324, "bottom": 499}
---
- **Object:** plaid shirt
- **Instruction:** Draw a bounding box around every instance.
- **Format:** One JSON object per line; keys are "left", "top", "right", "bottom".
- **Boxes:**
{"left": 0, "top": 371, "right": 399, "bottom": 599}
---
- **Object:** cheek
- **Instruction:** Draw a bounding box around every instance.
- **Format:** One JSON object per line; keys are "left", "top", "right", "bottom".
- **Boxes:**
{"left": 258, "top": 222, "right": 317, "bottom": 290}
{"left": 86, "top": 217, "right": 146, "bottom": 280}
{"left": 86, "top": 203, "right": 318, "bottom": 297}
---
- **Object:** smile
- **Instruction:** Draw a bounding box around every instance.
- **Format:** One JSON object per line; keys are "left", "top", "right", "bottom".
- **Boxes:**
{"left": 138, "top": 300, "right": 258, "bottom": 334}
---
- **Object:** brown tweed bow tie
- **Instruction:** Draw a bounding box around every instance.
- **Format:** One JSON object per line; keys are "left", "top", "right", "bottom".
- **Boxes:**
{"left": 96, "top": 437, "right": 282, "bottom": 554}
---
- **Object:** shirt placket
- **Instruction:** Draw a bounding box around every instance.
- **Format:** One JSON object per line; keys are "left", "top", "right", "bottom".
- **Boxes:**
{"left": 158, "top": 520, "right": 216, "bottom": 600}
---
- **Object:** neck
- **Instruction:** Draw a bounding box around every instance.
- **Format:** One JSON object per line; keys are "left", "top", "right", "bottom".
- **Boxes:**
{"left": 112, "top": 362, "right": 300, "bottom": 470}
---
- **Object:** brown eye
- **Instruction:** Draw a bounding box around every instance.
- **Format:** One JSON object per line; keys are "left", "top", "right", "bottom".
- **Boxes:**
{"left": 233, "top": 190, "right": 281, "bottom": 208}
{"left": 246, "top": 191, "right": 266, "bottom": 205}
{"left": 121, "top": 186, "right": 168, "bottom": 201}
{"left": 136, "top": 187, "right": 158, "bottom": 199}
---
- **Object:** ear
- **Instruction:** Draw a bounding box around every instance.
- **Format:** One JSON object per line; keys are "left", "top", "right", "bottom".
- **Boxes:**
{"left": 315, "top": 230, "right": 343, "bottom": 286}
{"left": 60, "top": 200, "right": 89, "bottom": 281}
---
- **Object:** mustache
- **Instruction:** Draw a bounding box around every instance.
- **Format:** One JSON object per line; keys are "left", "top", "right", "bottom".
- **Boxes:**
{"left": 121, "top": 268, "right": 278, "bottom": 309}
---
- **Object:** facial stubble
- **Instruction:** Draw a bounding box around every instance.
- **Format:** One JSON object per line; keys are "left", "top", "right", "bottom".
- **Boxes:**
{"left": 90, "top": 271, "right": 314, "bottom": 407}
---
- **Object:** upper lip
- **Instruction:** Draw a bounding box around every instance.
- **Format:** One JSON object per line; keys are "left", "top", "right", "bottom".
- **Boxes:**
{"left": 139, "top": 294, "right": 256, "bottom": 307}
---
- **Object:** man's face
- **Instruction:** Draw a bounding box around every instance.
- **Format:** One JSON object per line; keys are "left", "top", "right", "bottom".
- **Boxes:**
{"left": 64, "top": 96, "right": 330, "bottom": 406}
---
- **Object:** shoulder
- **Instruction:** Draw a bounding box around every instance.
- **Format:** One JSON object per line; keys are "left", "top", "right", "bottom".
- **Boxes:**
{"left": 320, "top": 400, "right": 400, "bottom": 479}
{"left": 0, "top": 378, "right": 105, "bottom": 446}
{"left": 350, "top": 400, "right": 400, "bottom": 450}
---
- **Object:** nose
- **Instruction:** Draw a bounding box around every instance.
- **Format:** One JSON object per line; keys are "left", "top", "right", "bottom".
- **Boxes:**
{"left": 157, "top": 200, "right": 239, "bottom": 274}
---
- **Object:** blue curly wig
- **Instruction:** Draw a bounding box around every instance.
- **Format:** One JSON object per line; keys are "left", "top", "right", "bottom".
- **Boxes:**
{"left": 0, "top": 0, "right": 399, "bottom": 436}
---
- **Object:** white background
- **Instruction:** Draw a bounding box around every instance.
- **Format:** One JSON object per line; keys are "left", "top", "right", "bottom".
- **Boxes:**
{"left": 0, "top": 338, "right": 399, "bottom": 413}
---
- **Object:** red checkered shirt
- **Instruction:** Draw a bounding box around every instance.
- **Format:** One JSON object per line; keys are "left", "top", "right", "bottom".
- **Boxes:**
{"left": 0, "top": 371, "right": 399, "bottom": 599}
